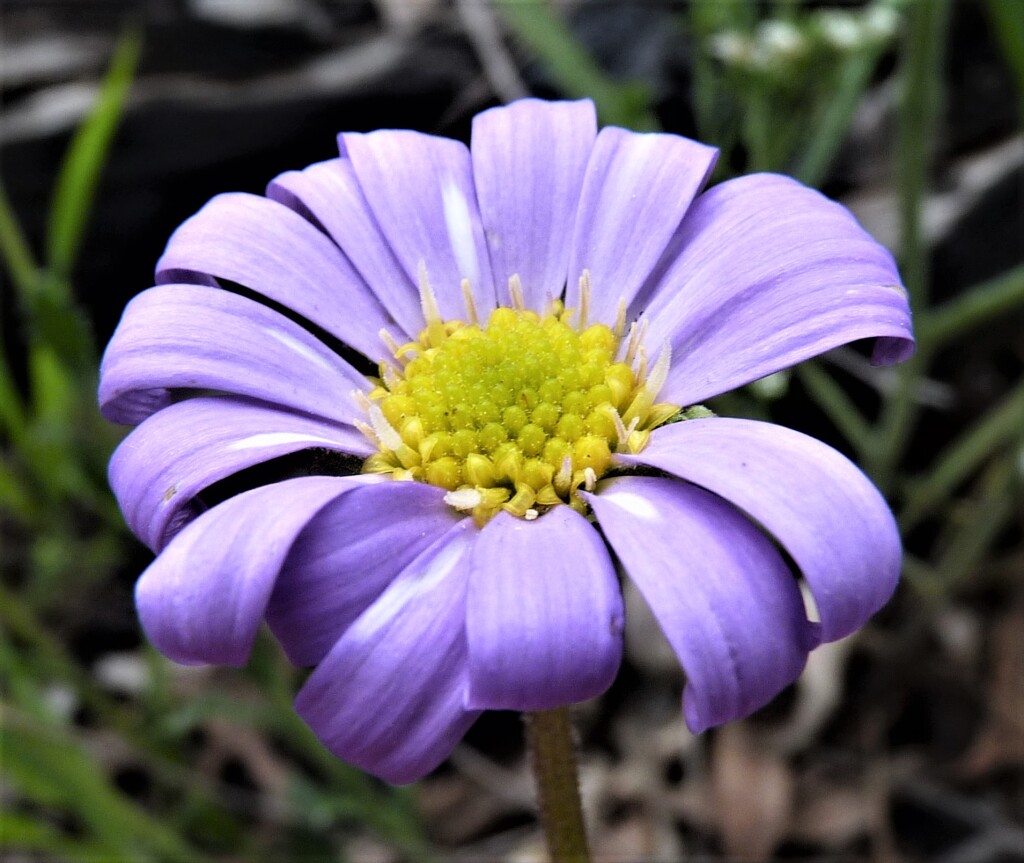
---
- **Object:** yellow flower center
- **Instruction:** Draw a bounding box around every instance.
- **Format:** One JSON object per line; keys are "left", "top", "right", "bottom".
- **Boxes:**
{"left": 359, "top": 271, "right": 680, "bottom": 524}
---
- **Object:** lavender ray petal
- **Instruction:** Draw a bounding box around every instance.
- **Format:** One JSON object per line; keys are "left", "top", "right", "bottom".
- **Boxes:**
{"left": 587, "top": 476, "right": 811, "bottom": 733}
{"left": 464, "top": 507, "right": 623, "bottom": 711}
{"left": 98, "top": 284, "right": 370, "bottom": 426}
{"left": 642, "top": 174, "right": 914, "bottom": 405}
{"left": 267, "top": 482, "right": 463, "bottom": 667}
{"left": 268, "top": 160, "right": 422, "bottom": 340}
{"left": 135, "top": 476, "right": 370, "bottom": 667}
{"left": 155, "top": 192, "right": 394, "bottom": 360}
{"left": 342, "top": 130, "right": 496, "bottom": 319}
{"left": 566, "top": 127, "right": 717, "bottom": 325}
{"left": 295, "top": 520, "right": 480, "bottom": 784}
{"left": 619, "top": 418, "right": 901, "bottom": 643}
{"left": 110, "top": 396, "right": 373, "bottom": 553}
{"left": 471, "top": 99, "right": 596, "bottom": 309}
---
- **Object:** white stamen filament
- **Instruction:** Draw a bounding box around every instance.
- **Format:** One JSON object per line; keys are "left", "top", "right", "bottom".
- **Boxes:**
{"left": 460, "top": 278, "right": 479, "bottom": 326}
{"left": 354, "top": 390, "right": 373, "bottom": 413}
{"left": 636, "top": 344, "right": 648, "bottom": 383}
{"left": 355, "top": 420, "right": 380, "bottom": 447}
{"left": 445, "top": 488, "right": 483, "bottom": 510}
{"left": 623, "top": 322, "right": 639, "bottom": 366}
{"left": 368, "top": 403, "right": 403, "bottom": 451}
{"left": 578, "top": 270, "right": 592, "bottom": 329}
{"left": 610, "top": 407, "right": 630, "bottom": 451}
{"left": 379, "top": 328, "right": 402, "bottom": 357}
{"left": 624, "top": 318, "right": 648, "bottom": 369}
{"left": 645, "top": 344, "right": 672, "bottom": 400}
{"left": 509, "top": 274, "right": 526, "bottom": 310}
{"left": 613, "top": 299, "right": 628, "bottom": 340}
{"left": 381, "top": 363, "right": 401, "bottom": 390}
{"left": 555, "top": 455, "right": 573, "bottom": 490}
{"left": 417, "top": 260, "right": 442, "bottom": 326}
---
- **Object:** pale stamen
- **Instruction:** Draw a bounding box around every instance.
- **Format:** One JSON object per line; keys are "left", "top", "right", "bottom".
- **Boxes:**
{"left": 613, "top": 299, "right": 628, "bottom": 340}
{"left": 354, "top": 390, "right": 373, "bottom": 413}
{"left": 577, "top": 269, "right": 592, "bottom": 329}
{"left": 636, "top": 344, "right": 648, "bottom": 384}
{"left": 645, "top": 344, "right": 672, "bottom": 400}
{"left": 417, "top": 260, "right": 442, "bottom": 326}
{"left": 508, "top": 274, "right": 526, "bottom": 311}
{"left": 609, "top": 407, "right": 631, "bottom": 451}
{"left": 381, "top": 363, "right": 401, "bottom": 390}
{"left": 445, "top": 488, "right": 483, "bottom": 511}
{"left": 355, "top": 420, "right": 380, "bottom": 447}
{"left": 460, "top": 278, "right": 479, "bottom": 326}
{"left": 379, "top": 328, "right": 403, "bottom": 357}
{"left": 554, "top": 455, "right": 573, "bottom": 493}
{"left": 624, "top": 318, "right": 648, "bottom": 367}
{"left": 367, "top": 403, "right": 403, "bottom": 452}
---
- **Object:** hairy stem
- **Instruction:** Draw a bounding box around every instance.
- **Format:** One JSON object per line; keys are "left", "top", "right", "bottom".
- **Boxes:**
{"left": 524, "top": 708, "right": 591, "bottom": 863}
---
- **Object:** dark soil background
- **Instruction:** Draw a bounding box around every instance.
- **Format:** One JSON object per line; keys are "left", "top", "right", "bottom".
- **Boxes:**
{"left": 2, "top": 1, "right": 1022, "bottom": 861}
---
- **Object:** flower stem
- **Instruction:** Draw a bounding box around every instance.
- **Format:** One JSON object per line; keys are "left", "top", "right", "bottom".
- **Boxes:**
{"left": 524, "top": 708, "right": 591, "bottom": 863}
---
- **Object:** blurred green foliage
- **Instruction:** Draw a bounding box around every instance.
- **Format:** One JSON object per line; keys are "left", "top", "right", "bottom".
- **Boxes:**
{"left": 2, "top": 2, "right": 1024, "bottom": 859}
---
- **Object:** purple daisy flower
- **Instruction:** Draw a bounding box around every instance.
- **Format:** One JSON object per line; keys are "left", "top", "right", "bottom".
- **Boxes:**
{"left": 99, "top": 98, "right": 914, "bottom": 784}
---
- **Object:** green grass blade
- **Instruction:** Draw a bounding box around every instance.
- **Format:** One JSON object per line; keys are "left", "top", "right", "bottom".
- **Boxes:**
{"left": 0, "top": 812, "right": 114, "bottom": 859}
{"left": 900, "top": 377, "right": 1024, "bottom": 530}
{"left": 984, "top": 0, "right": 1024, "bottom": 103}
{"left": 46, "top": 28, "right": 141, "bottom": 281}
{"left": 0, "top": 458, "right": 38, "bottom": 521}
{"left": 794, "top": 360, "right": 871, "bottom": 452}
{"left": 496, "top": 0, "right": 659, "bottom": 131}
{"left": 1, "top": 711, "right": 209, "bottom": 862}
{"left": 932, "top": 452, "right": 1019, "bottom": 593}
{"left": 920, "top": 263, "right": 1024, "bottom": 348}
{"left": 0, "top": 341, "right": 27, "bottom": 443}
{"left": 0, "top": 179, "right": 39, "bottom": 296}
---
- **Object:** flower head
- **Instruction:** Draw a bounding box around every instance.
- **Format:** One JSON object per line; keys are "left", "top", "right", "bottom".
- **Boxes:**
{"left": 100, "top": 99, "right": 914, "bottom": 784}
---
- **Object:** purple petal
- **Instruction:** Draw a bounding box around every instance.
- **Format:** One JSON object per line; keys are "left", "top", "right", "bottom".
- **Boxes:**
{"left": 295, "top": 520, "right": 480, "bottom": 784}
{"left": 471, "top": 99, "right": 596, "bottom": 309}
{"left": 98, "top": 284, "right": 370, "bottom": 426}
{"left": 110, "top": 396, "right": 372, "bottom": 553}
{"left": 342, "top": 130, "right": 496, "bottom": 318}
{"left": 155, "top": 192, "right": 394, "bottom": 360}
{"left": 267, "top": 160, "right": 422, "bottom": 340}
{"left": 566, "top": 127, "right": 717, "bottom": 324}
{"left": 642, "top": 174, "right": 915, "bottom": 405}
{"left": 587, "top": 476, "right": 811, "bottom": 733}
{"left": 135, "top": 476, "right": 370, "bottom": 666}
{"left": 267, "top": 481, "right": 463, "bottom": 666}
{"left": 464, "top": 507, "right": 623, "bottom": 711}
{"left": 618, "top": 417, "right": 901, "bottom": 643}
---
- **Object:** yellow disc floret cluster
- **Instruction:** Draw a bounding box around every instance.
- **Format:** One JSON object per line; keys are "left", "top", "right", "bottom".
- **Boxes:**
{"left": 359, "top": 273, "right": 680, "bottom": 524}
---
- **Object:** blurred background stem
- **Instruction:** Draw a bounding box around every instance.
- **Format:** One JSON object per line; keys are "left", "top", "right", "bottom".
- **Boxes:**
{"left": 866, "top": 0, "right": 952, "bottom": 492}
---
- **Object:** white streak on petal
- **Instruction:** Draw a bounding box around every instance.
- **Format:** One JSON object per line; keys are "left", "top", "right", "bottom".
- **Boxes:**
{"left": 348, "top": 533, "right": 470, "bottom": 643}
{"left": 265, "top": 329, "right": 333, "bottom": 371}
{"left": 227, "top": 432, "right": 341, "bottom": 451}
{"left": 603, "top": 490, "right": 660, "bottom": 522}
{"left": 442, "top": 179, "right": 479, "bottom": 287}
